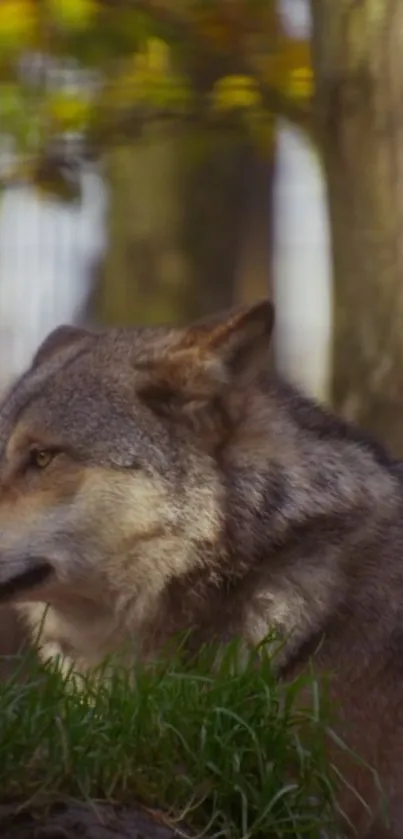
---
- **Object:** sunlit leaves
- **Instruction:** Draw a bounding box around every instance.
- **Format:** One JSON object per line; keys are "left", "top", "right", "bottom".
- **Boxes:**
{"left": 0, "top": 0, "right": 36, "bottom": 55}
{"left": 210, "top": 74, "right": 275, "bottom": 155}
{"left": 0, "top": 0, "right": 314, "bottom": 192}
{"left": 259, "top": 37, "right": 313, "bottom": 103}
{"left": 99, "top": 38, "right": 192, "bottom": 121}
{"left": 46, "top": 0, "right": 100, "bottom": 31}
{"left": 46, "top": 90, "right": 92, "bottom": 131}
{"left": 211, "top": 76, "right": 262, "bottom": 112}
{"left": 286, "top": 67, "right": 314, "bottom": 100}
{"left": 0, "top": 81, "right": 44, "bottom": 167}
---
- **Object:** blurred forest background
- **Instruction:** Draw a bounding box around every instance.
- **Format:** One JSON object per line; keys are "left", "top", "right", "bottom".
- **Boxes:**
{"left": 1, "top": 0, "right": 403, "bottom": 452}
{"left": 0, "top": 0, "right": 327, "bottom": 395}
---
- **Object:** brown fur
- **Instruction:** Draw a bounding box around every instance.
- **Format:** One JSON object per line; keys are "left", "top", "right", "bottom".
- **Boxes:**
{"left": 0, "top": 301, "right": 402, "bottom": 835}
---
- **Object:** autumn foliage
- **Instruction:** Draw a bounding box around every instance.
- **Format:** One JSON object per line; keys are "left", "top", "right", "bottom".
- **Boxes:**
{"left": 0, "top": 0, "right": 313, "bottom": 193}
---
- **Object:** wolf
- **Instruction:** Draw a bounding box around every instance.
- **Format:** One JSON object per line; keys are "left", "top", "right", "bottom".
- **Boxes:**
{"left": 0, "top": 301, "right": 402, "bottom": 835}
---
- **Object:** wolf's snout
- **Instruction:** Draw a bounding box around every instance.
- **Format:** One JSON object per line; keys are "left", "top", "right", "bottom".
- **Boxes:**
{"left": 0, "top": 559, "right": 53, "bottom": 604}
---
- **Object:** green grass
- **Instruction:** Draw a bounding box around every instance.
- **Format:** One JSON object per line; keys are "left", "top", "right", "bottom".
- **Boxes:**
{"left": 0, "top": 640, "right": 371, "bottom": 838}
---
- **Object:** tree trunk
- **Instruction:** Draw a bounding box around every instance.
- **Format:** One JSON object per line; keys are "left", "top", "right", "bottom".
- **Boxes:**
{"left": 96, "top": 124, "right": 192, "bottom": 327}
{"left": 311, "top": 0, "right": 403, "bottom": 455}
{"left": 182, "top": 132, "right": 271, "bottom": 320}
{"left": 272, "top": 120, "right": 332, "bottom": 404}
{"left": 95, "top": 123, "right": 271, "bottom": 330}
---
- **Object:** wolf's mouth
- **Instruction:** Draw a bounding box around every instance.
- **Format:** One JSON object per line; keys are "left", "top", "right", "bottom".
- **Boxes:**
{"left": 0, "top": 561, "right": 53, "bottom": 603}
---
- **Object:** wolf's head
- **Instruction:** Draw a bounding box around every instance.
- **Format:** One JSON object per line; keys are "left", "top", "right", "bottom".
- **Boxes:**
{"left": 0, "top": 301, "right": 275, "bottom": 637}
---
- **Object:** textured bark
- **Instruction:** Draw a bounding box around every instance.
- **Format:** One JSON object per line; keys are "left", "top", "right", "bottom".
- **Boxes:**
{"left": 311, "top": 0, "right": 403, "bottom": 454}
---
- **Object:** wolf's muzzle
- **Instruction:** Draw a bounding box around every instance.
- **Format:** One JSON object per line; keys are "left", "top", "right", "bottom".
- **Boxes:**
{"left": 0, "top": 561, "right": 53, "bottom": 603}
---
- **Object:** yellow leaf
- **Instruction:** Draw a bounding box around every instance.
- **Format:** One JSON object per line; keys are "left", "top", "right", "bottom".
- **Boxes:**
{"left": 47, "top": 0, "right": 98, "bottom": 31}
{"left": 146, "top": 38, "right": 170, "bottom": 74}
{"left": 104, "top": 43, "right": 186, "bottom": 113}
{"left": 47, "top": 92, "right": 91, "bottom": 130}
{"left": 285, "top": 67, "right": 314, "bottom": 100}
{"left": 0, "top": 0, "right": 36, "bottom": 52}
{"left": 211, "top": 75, "right": 262, "bottom": 112}
{"left": 258, "top": 36, "right": 313, "bottom": 100}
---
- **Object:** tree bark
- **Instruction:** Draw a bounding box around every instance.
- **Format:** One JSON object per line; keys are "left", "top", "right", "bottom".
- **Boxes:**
{"left": 182, "top": 132, "right": 271, "bottom": 321}
{"left": 96, "top": 124, "right": 193, "bottom": 327}
{"left": 311, "top": 0, "right": 403, "bottom": 455}
{"left": 95, "top": 123, "right": 271, "bottom": 330}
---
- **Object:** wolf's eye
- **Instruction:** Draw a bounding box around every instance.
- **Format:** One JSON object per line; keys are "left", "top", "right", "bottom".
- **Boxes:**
{"left": 29, "top": 449, "right": 54, "bottom": 470}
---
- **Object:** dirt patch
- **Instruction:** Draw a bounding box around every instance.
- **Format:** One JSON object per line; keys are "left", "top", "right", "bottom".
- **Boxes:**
{"left": 0, "top": 801, "right": 190, "bottom": 839}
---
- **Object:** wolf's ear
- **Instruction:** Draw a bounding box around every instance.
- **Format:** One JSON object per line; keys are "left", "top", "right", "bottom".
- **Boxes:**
{"left": 138, "top": 301, "right": 274, "bottom": 431}
{"left": 31, "top": 325, "right": 90, "bottom": 369}
{"left": 193, "top": 299, "right": 274, "bottom": 381}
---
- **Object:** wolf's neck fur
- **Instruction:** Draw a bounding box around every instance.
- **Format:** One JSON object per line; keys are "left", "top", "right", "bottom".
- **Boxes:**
{"left": 143, "top": 377, "right": 403, "bottom": 667}
{"left": 35, "top": 377, "right": 403, "bottom": 674}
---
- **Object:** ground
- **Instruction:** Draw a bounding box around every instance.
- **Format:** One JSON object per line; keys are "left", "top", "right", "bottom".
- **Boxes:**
{"left": 0, "top": 802, "right": 185, "bottom": 839}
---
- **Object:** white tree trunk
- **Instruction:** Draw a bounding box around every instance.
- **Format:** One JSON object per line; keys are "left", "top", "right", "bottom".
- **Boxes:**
{"left": 272, "top": 0, "right": 332, "bottom": 403}
{"left": 0, "top": 166, "right": 107, "bottom": 394}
